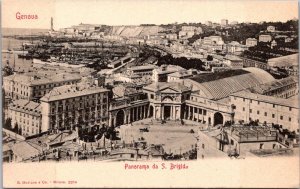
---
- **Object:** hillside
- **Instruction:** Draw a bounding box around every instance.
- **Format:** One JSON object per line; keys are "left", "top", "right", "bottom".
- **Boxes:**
{"left": 108, "top": 25, "right": 165, "bottom": 37}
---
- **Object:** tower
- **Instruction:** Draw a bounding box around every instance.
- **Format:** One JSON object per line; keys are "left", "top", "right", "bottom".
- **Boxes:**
{"left": 51, "top": 17, "right": 54, "bottom": 31}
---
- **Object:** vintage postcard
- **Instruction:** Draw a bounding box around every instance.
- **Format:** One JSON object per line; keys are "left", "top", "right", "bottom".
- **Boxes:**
{"left": 1, "top": 0, "right": 299, "bottom": 188}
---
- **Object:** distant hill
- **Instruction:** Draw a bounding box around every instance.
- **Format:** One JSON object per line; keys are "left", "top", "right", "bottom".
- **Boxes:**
{"left": 2, "top": 28, "right": 49, "bottom": 36}
{"left": 108, "top": 25, "right": 165, "bottom": 37}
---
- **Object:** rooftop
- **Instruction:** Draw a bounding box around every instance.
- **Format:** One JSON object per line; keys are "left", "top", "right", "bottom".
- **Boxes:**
{"left": 231, "top": 90, "right": 299, "bottom": 108}
{"left": 187, "top": 68, "right": 275, "bottom": 100}
{"left": 11, "top": 141, "right": 42, "bottom": 160}
{"left": 4, "top": 72, "right": 81, "bottom": 86}
{"left": 143, "top": 82, "right": 191, "bottom": 93}
{"left": 224, "top": 55, "right": 242, "bottom": 61}
{"left": 40, "top": 83, "right": 109, "bottom": 102}
{"left": 168, "top": 71, "right": 193, "bottom": 78}
{"left": 268, "top": 53, "right": 298, "bottom": 67}
{"left": 225, "top": 125, "right": 278, "bottom": 143}
{"left": 128, "top": 65, "right": 156, "bottom": 71}
{"left": 112, "top": 84, "right": 140, "bottom": 98}
{"left": 191, "top": 69, "right": 249, "bottom": 83}
{"left": 247, "top": 76, "right": 298, "bottom": 94}
{"left": 10, "top": 99, "right": 41, "bottom": 114}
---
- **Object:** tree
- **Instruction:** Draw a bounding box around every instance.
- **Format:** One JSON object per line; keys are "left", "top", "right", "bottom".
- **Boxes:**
{"left": 14, "top": 122, "right": 19, "bottom": 133}
{"left": 4, "top": 118, "right": 12, "bottom": 130}
{"left": 2, "top": 63, "right": 14, "bottom": 77}
{"left": 207, "top": 55, "right": 213, "bottom": 61}
{"left": 18, "top": 127, "right": 22, "bottom": 135}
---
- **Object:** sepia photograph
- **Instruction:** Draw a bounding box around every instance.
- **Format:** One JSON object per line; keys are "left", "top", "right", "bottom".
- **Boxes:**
{"left": 1, "top": 0, "right": 299, "bottom": 188}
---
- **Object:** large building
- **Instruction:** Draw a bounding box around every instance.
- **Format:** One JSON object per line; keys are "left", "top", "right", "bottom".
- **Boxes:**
{"left": 267, "top": 53, "right": 299, "bottom": 75}
{"left": 205, "top": 21, "right": 213, "bottom": 27}
{"left": 3, "top": 73, "right": 81, "bottom": 101}
{"left": 223, "top": 55, "right": 243, "bottom": 69}
{"left": 247, "top": 76, "right": 299, "bottom": 99}
{"left": 167, "top": 70, "right": 193, "bottom": 82}
{"left": 226, "top": 41, "right": 249, "bottom": 54}
{"left": 8, "top": 99, "right": 42, "bottom": 136}
{"left": 197, "top": 126, "right": 289, "bottom": 159}
{"left": 242, "top": 57, "right": 268, "bottom": 70}
{"left": 126, "top": 65, "right": 157, "bottom": 77}
{"left": 246, "top": 38, "right": 258, "bottom": 47}
{"left": 185, "top": 68, "right": 275, "bottom": 100}
{"left": 108, "top": 84, "right": 150, "bottom": 127}
{"left": 166, "top": 33, "right": 178, "bottom": 40}
{"left": 259, "top": 34, "right": 272, "bottom": 42}
{"left": 143, "top": 82, "right": 191, "bottom": 121}
{"left": 267, "top": 26, "right": 276, "bottom": 32}
{"left": 221, "top": 19, "right": 228, "bottom": 26}
{"left": 40, "top": 82, "right": 109, "bottom": 133}
{"left": 230, "top": 91, "right": 299, "bottom": 132}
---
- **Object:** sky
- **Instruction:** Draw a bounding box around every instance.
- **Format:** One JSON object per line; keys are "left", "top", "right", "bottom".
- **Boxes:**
{"left": 2, "top": 0, "right": 299, "bottom": 29}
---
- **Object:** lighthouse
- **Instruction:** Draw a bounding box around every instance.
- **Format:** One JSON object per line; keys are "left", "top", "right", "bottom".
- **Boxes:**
{"left": 51, "top": 17, "right": 54, "bottom": 31}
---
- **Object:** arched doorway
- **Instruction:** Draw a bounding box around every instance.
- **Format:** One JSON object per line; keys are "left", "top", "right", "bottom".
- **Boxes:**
{"left": 214, "top": 112, "right": 224, "bottom": 126}
{"left": 149, "top": 105, "right": 154, "bottom": 118}
{"left": 162, "top": 96, "right": 173, "bottom": 102}
{"left": 116, "top": 110, "right": 125, "bottom": 127}
{"left": 164, "top": 106, "right": 171, "bottom": 120}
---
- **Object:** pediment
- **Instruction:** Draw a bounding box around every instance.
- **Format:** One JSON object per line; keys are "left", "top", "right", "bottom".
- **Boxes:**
{"left": 160, "top": 87, "right": 180, "bottom": 93}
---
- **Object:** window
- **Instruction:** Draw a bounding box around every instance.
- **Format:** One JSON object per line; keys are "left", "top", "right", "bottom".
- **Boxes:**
{"left": 131, "top": 154, "right": 134, "bottom": 158}
{"left": 150, "top": 94, "right": 154, "bottom": 99}
{"left": 289, "top": 117, "right": 291, "bottom": 122}
{"left": 280, "top": 116, "right": 283, "bottom": 120}
{"left": 243, "top": 98, "right": 245, "bottom": 102}
{"left": 250, "top": 109, "right": 252, "bottom": 113}
{"left": 202, "top": 144, "right": 205, "bottom": 149}
{"left": 250, "top": 100, "right": 252, "bottom": 103}
{"left": 257, "top": 111, "right": 260, "bottom": 115}
{"left": 258, "top": 101, "right": 260, "bottom": 105}
{"left": 260, "top": 143, "right": 264, "bottom": 149}
{"left": 243, "top": 107, "right": 245, "bottom": 111}
{"left": 272, "top": 114, "right": 275, "bottom": 118}
{"left": 289, "top": 107, "right": 292, "bottom": 111}
{"left": 273, "top": 104, "right": 276, "bottom": 108}
{"left": 264, "top": 112, "right": 267, "bottom": 116}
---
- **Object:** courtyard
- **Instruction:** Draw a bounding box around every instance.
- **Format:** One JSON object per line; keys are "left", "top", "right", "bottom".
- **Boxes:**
{"left": 117, "top": 118, "right": 202, "bottom": 155}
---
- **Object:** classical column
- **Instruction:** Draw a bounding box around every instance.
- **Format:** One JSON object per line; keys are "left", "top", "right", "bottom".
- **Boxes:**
{"left": 147, "top": 105, "right": 150, "bottom": 118}
{"left": 113, "top": 115, "right": 117, "bottom": 127}
{"left": 173, "top": 106, "right": 176, "bottom": 120}
{"left": 124, "top": 111, "right": 127, "bottom": 124}
{"left": 161, "top": 106, "right": 164, "bottom": 120}
{"left": 109, "top": 112, "right": 112, "bottom": 127}
{"left": 187, "top": 106, "right": 190, "bottom": 120}
{"left": 138, "top": 107, "right": 140, "bottom": 120}
{"left": 143, "top": 106, "right": 147, "bottom": 119}
{"left": 197, "top": 108, "right": 200, "bottom": 122}
{"left": 128, "top": 109, "right": 131, "bottom": 124}
{"left": 133, "top": 107, "right": 136, "bottom": 122}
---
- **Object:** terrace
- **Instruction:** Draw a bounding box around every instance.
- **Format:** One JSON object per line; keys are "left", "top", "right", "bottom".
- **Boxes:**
{"left": 227, "top": 126, "right": 278, "bottom": 143}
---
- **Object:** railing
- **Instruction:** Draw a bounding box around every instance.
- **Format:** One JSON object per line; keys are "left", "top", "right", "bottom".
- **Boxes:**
{"left": 238, "top": 135, "right": 277, "bottom": 142}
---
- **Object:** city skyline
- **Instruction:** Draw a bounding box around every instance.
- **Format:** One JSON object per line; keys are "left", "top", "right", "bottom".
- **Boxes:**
{"left": 2, "top": 0, "right": 298, "bottom": 29}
